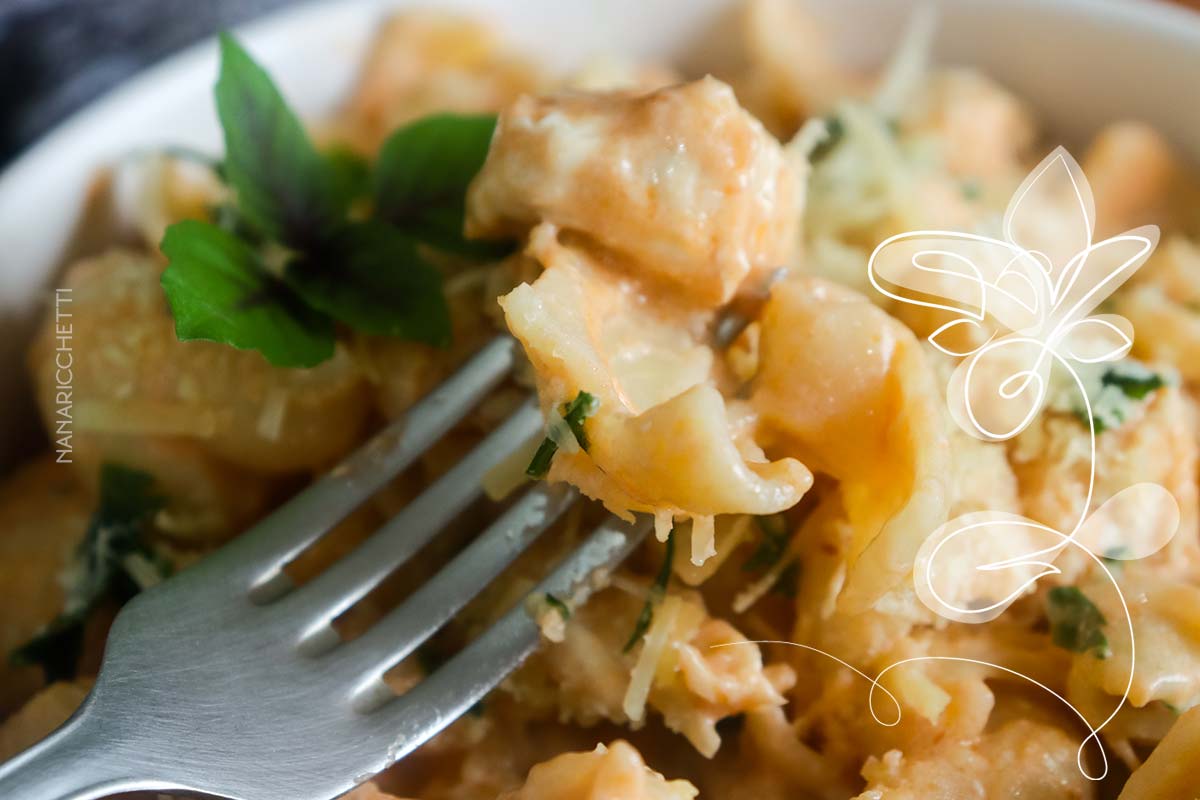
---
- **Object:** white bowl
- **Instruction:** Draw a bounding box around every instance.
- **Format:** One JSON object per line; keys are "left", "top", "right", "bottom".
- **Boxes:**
{"left": 1, "top": 0, "right": 1197, "bottom": 470}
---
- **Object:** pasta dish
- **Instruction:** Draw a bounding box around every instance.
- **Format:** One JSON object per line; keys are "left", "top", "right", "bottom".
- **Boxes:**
{"left": 2, "top": 2, "right": 1200, "bottom": 798}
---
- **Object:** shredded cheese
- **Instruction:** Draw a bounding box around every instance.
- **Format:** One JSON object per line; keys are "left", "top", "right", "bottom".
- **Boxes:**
{"left": 623, "top": 594, "right": 682, "bottom": 724}
{"left": 689, "top": 515, "right": 716, "bottom": 566}
{"left": 654, "top": 509, "right": 676, "bottom": 542}
{"left": 256, "top": 387, "right": 290, "bottom": 442}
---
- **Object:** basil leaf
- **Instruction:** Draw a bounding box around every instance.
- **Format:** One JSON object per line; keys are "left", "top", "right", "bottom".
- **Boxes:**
{"left": 215, "top": 33, "right": 348, "bottom": 247}
{"left": 161, "top": 220, "right": 336, "bottom": 368}
{"left": 1046, "top": 586, "right": 1110, "bottom": 658}
{"left": 374, "top": 113, "right": 506, "bottom": 257}
{"left": 325, "top": 146, "right": 371, "bottom": 211}
{"left": 11, "top": 464, "right": 169, "bottom": 680}
{"left": 284, "top": 220, "right": 450, "bottom": 345}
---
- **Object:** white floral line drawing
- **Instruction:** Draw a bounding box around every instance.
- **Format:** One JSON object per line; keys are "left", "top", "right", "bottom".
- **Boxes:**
{"left": 712, "top": 148, "right": 1180, "bottom": 780}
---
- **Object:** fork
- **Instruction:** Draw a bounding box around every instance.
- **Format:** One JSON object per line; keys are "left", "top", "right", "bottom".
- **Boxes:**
{"left": 0, "top": 334, "right": 650, "bottom": 800}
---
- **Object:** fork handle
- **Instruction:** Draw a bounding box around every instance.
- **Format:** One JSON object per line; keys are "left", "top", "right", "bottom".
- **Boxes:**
{"left": 0, "top": 703, "right": 150, "bottom": 800}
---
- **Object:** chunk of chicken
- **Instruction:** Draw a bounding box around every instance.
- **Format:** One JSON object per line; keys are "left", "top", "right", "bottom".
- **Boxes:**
{"left": 507, "top": 586, "right": 788, "bottom": 757}
{"left": 913, "top": 69, "right": 1035, "bottom": 181}
{"left": 1118, "top": 236, "right": 1200, "bottom": 383}
{"left": 1083, "top": 121, "right": 1177, "bottom": 239}
{"left": 498, "top": 741, "right": 697, "bottom": 800}
{"left": 468, "top": 77, "right": 802, "bottom": 307}
{"left": 1009, "top": 383, "right": 1199, "bottom": 580}
{"left": 690, "top": 0, "right": 862, "bottom": 138}
{"left": 335, "top": 11, "right": 541, "bottom": 152}
{"left": 854, "top": 719, "right": 1094, "bottom": 800}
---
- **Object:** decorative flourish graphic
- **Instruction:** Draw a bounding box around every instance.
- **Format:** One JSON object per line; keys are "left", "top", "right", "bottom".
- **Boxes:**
{"left": 714, "top": 148, "right": 1181, "bottom": 783}
{"left": 864, "top": 146, "right": 1179, "bottom": 779}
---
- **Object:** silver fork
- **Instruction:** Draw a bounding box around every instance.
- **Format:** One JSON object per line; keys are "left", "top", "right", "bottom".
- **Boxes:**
{"left": 0, "top": 335, "right": 650, "bottom": 800}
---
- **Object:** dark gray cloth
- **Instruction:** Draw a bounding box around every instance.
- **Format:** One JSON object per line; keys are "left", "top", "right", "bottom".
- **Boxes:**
{"left": 0, "top": 0, "right": 295, "bottom": 165}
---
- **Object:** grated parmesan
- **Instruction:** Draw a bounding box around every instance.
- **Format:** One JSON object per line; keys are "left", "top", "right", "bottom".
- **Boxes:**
{"left": 255, "top": 387, "right": 291, "bottom": 442}
{"left": 689, "top": 515, "right": 716, "bottom": 566}
{"left": 623, "top": 594, "right": 682, "bottom": 723}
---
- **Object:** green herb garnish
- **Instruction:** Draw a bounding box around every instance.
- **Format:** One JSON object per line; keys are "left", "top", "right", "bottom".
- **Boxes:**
{"left": 526, "top": 391, "right": 600, "bottom": 479}
{"left": 213, "top": 33, "right": 357, "bottom": 247}
{"left": 284, "top": 221, "right": 450, "bottom": 345}
{"left": 11, "top": 464, "right": 170, "bottom": 680}
{"left": 161, "top": 221, "right": 336, "bottom": 367}
{"left": 544, "top": 593, "right": 571, "bottom": 620}
{"left": 161, "top": 34, "right": 506, "bottom": 366}
{"left": 809, "top": 115, "right": 845, "bottom": 162}
{"left": 772, "top": 561, "right": 801, "bottom": 599}
{"left": 1100, "top": 546, "right": 1130, "bottom": 568}
{"left": 1070, "top": 362, "right": 1166, "bottom": 435}
{"left": 742, "top": 514, "right": 789, "bottom": 572}
{"left": 374, "top": 113, "right": 506, "bottom": 258}
{"left": 1072, "top": 405, "right": 1115, "bottom": 435}
{"left": 1101, "top": 365, "right": 1166, "bottom": 400}
{"left": 1046, "top": 586, "right": 1110, "bottom": 658}
{"left": 623, "top": 529, "right": 676, "bottom": 653}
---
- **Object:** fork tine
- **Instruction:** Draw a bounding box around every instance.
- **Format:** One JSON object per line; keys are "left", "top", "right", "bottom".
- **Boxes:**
{"left": 361, "top": 514, "right": 652, "bottom": 764}
{"left": 218, "top": 335, "right": 518, "bottom": 582}
{"left": 280, "top": 398, "right": 545, "bottom": 645}
{"left": 338, "top": 481, "right": 579, "bottom": 706}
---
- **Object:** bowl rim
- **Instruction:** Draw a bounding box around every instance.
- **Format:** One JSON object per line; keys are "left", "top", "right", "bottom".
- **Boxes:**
{"left": 3, "top": 0, "right": 1199, "bottom": 300}
{"left": 0, "top": 0, "right": 1198, "bottom": 474}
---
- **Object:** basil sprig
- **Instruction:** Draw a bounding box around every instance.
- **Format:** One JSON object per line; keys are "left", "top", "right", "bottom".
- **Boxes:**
{"left": 161, "top": 34, "right": 505, "bottom": 367}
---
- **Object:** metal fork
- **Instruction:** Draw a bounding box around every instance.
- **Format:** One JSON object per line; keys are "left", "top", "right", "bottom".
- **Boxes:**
{"left": 0, "top": 335, "right": 650, "bottom": 800}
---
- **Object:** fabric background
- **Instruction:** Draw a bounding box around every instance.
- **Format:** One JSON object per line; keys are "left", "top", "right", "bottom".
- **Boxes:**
{"left": 0, "top": 0, "right": 294, "bottom": 165}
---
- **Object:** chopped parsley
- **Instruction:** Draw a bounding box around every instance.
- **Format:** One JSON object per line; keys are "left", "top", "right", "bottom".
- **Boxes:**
{"left": 1100, "top": 546, "right": 1130, "bottom": 567}
{"left": 809, "top": 115, "right": 845, "bottom": 162}
{"left": 1070, "top": 362, "right": 1167, "bottom": 434}
{"left": 11, "top": 464, "right": 171, "bottom": 681}
{"left": 1046, "top": 586, "right": 1110, "bottom": 659}
{"left": 160, "top": 34, "right": 505, "bottom": 367}
{"left": 526, "top": 391, "right": 600, "bottom": 479}
{"left": 624, "top": 529, "right": 675, "bottom": 653}
{"left": 742, "top": 514, "right": 789, "bottom": 572}
{"left": 1100, "top": 365, "right": 1165, "bottom": 400}
{"left": 772, "top": 561, "right": 801, "bottom": 599}
{"left": 544, "top": 593, "right": 571, "bottom": 620}
{"left": 961, "top": 179, "right": 982, "bottom": 201}
{"left": 1071, "top": 405, "right": 1117, "bottom": 435}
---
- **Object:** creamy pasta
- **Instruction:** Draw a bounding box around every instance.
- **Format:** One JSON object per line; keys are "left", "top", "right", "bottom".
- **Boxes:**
{"left": 2, "top": 2, "right": 1200, "bottom": 799}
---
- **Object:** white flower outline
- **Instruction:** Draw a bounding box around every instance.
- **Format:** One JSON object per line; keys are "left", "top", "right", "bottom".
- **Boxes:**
{"left": 865, "top": 146, "right": 1179, "bottom": 779}
{"left": 716, "top": 148, "right": 1181, "bottom": 783}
